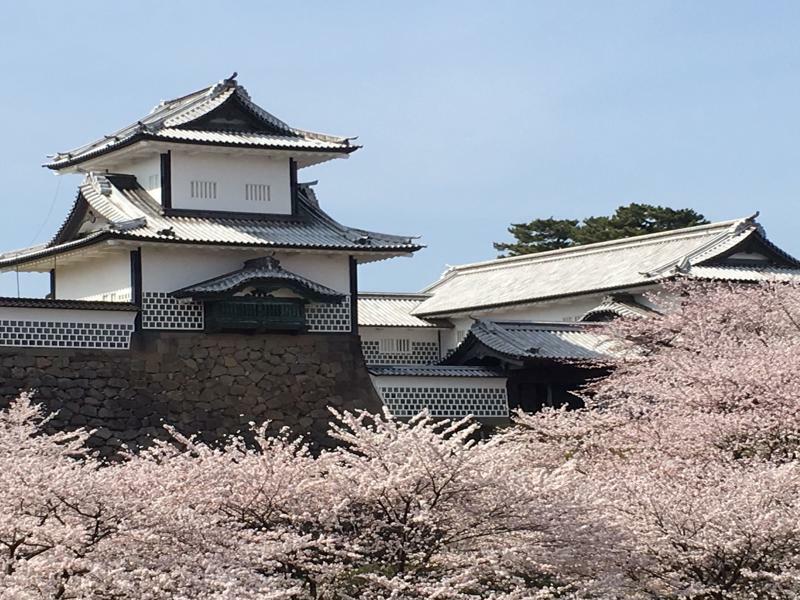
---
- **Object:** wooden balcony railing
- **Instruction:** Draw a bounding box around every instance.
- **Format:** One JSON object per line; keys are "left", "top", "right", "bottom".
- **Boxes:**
{"left": 204, "top": 298, "right": 306, "bottom": 332}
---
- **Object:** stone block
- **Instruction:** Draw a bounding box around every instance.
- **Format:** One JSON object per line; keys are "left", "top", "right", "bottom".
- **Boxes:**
{"left": 0, "top": 332, "right": 380, "bottom": 453}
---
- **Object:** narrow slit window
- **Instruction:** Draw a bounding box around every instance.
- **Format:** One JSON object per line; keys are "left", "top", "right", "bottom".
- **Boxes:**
{"left": 190, "top": 180, "right": 217, "bottom": 199}
{"left": 245, "top": 183, "right": 271, "bottom": 202}
{"left": 379, "top": 338, "right": 412, "bottom": 354}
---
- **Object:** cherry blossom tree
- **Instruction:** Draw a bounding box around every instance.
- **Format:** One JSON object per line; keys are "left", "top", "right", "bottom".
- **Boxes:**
{"left": 513, "top": 280, "right": 800, "bottom": 599}
{"left": 0, "top": 398, "right": 598, "bottom": 599}
{"left": 4, "top": 280, "right": 800, "bottom": 599}
{"left": 0, "top": 394, "right": 117, "bottom": 599}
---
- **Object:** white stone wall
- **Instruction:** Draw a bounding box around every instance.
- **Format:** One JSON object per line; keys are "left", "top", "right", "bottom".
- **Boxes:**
{"left": 169, "top": 151, "right": 292, "bottom": 214}
{"left": 371, "top": 375, "right": 509, "bottom": 419}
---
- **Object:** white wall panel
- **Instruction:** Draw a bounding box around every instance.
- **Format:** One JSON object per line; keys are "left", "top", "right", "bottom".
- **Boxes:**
{"left": 170, "top": 152, "right": 291, "bottom": 214}
{"left": 57, "top": 252, "right": 131, "bottom": 301}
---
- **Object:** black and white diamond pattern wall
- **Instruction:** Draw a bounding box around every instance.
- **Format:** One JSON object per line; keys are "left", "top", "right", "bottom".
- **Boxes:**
{"left": 306, "top": 296, "right": 351, "bottom": 332}
{"left": 142, "top": 292, "right": 204, "bottom": 330}
{"left": 379, "top": 385, "right": 508, "bottom": 419}
{"left": 361, "top": 340, "right": 440, "bottom": 366}
{"left": 0, "top": 320, "right": 134, "bottom": 349}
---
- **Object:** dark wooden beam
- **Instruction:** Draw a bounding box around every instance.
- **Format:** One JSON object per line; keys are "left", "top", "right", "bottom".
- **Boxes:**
{"left": 130, "top": 248, "right": 143, "bottom": 331}
{"left": 289, "top": 158, "right": 298, "bottom": 216}
{"left": 49, "top": 269, "right": 56, "bottom": 299}
{"left": 162, "top": 207, "right": 304, "bottom": 221}
{"left": 349, "top": 256, "right": 358, "bottom": 335}
{"left": 160, "top": 151, "right": 172, "bottom": 210}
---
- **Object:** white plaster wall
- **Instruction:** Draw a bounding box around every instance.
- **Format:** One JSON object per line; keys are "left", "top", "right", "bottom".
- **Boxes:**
{"left": 57, "top": 252, "right": 132, "bottom": 301}
{"left": 0, "top": 307, "right": 136, "bottom": 326}
{"left": 481, "top": 295, "right": 606, "bottom": 322}
{"left": 279, "top": 254, "right": 350, "bottom": 293}
{"left": 125, "top": 155, "right": 162, "bottom": 204}
{"left": 170, "top": 152, "right": 291, "bottom": 214}
{"left": 440, "top": 316, "right": 474, "bottom": 355}
{"left": 142, "top": 247, "right": 350, "bottom": 294}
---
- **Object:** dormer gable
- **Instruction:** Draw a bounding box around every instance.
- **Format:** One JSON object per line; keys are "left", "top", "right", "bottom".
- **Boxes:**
{"left": 173, "top": 92, "right": 298, "bottom": 136}
{"left": 698, "top": 229, "right": 800, "bottom": 269}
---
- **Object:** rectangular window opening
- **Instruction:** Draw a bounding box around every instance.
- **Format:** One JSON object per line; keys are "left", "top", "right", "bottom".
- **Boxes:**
{"left": 379, "top": 338, "right": 412, "bottom": 354}
{"left": 190, "top": 180, "right": 217, "bottom": 200}
{"left": 245, "top": 183, "right": 271, "bottom": 202}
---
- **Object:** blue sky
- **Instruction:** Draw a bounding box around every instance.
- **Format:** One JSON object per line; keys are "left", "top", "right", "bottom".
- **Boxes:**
{"left": 1, "top": 1, "right": 799, "bottom": 296}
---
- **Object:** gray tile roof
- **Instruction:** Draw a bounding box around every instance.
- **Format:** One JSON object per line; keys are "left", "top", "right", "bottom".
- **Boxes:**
{"left": 368, "top": 365, "right": 505, "bottom": 378}
{"left": 357, "top": 293, "right": 439, "bottom": 328}
{"left": 458, "top": 320, "right": 617, "bottom": 362}
{"left": 688, "top": 265, "right": 800, "bottom": 282}
{"left": 0, "top": 297, "right": 138, "bottom": 311}
{"left": 46, "top": 76, "right": 357, "bottom": 170}
{"left": 581, "top": 294, "right": 659, "bottom": 322}
{"left": 0, "top": 176, "right": 421, "bottom": 270}
{"left": 413, "top": 216, "right": 799, "bottom": 317}
{"left": 171, "top": 256, "right": 344, "bottom": 301}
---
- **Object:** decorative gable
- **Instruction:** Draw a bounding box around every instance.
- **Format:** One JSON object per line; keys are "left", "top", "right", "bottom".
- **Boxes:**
{"left": 174, "top": 93, "right": 296, "bottom": 135}
{"left": 700, "top": 232, "right": 800, "bottom": 268}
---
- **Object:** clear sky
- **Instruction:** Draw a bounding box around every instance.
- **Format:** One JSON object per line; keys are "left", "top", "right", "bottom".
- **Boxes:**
{"left": 1, "top": 1, "right": 799, "bottom": 297}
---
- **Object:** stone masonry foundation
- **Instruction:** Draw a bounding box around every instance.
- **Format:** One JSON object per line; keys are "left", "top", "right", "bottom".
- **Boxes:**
{"left": 0, "top": 332, "right": 381, "bottom": 457}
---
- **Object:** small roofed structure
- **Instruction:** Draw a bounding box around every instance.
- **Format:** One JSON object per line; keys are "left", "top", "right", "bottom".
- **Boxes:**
{"left": 581, "top": 294, "right": 660, "bottom": 322}
{"left": 443, "top": 320, "right": 616, "bottom": 413}
{"left": 445, "top": 320, "right": 617, "bottom": 365}
{"left": 171, "top": 257, "right": 344, "bottom": 302}
{"left": 357, "top": 293, "right": 451, "bottom": 368}
{"left": 170, "top": 256, "right": 346, "bottom": 333}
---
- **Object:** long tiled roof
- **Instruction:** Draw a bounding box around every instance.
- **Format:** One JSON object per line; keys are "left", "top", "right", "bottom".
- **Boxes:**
{"left": 357, "top": 293, "right": 439, "bottom": 328}
{"left": 0, "top": 176, "right": 421, "bottom": 269}
{"left": 688, "top": 265, "right": 800, "bottom": 282}
{"left": 368, "top": 365, "right": 505, "bottom": 378}
{"left": 414, "top": 216, "right": 800, "bottom": 317}
{"left": 447, "top": 320, "right": 617, "bottom": 363}
{"left": 171, "top": 256, "right": 343, "bottom": 301}
{"left": 45, "top": 75, "right": 357, "bottom": 170}
{"left": 0, "top": 297, "right": 138, "bottom": 311}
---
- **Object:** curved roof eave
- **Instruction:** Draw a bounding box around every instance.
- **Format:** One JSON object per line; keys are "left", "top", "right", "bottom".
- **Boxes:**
{"left": 0, "top": 232, "right": 423, "bottom": 272}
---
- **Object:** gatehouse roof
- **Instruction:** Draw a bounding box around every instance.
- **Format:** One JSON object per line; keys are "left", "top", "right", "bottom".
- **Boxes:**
{"left": 45, "top": 74, "right": 358, "bottom": 171}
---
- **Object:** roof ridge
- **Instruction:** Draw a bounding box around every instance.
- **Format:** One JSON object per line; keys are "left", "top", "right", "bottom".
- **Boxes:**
{"left": 444, "top": 218, "right": 750, "bottom": 275}
{"left": 359, "top": 292, "right": 432, "bottom": 299}
{"left": 50, "top": 83, "right": 226, "bottom": 163}
{"left": 481, "top": 319, "right": 603, "bottom": 329}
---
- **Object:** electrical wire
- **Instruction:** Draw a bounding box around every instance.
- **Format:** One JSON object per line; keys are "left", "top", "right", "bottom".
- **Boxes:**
{"left": 29, "top": 176, "right": 63, "bottom": 246}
